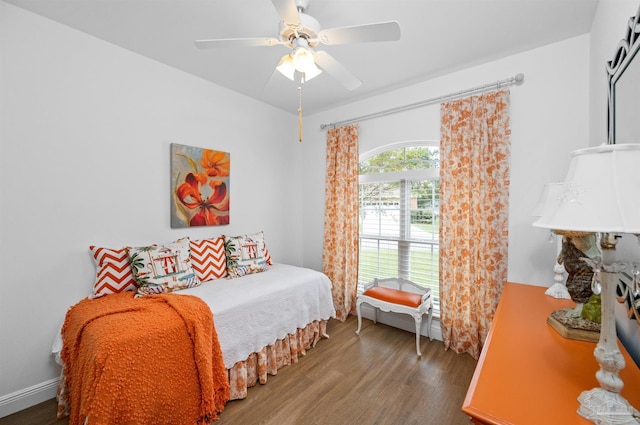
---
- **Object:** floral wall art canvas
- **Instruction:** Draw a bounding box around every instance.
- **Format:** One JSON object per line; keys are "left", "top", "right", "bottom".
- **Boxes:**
{"left": 171, "top": 143, "right": 230, "bottom": 228}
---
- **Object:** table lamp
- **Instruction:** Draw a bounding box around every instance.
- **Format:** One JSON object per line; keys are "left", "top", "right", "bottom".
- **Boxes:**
{"left": 533, "top": 143, "right": 640, "bottom": 424}
{"left": 532, "top": 182, "right": 571, "bottom": 299}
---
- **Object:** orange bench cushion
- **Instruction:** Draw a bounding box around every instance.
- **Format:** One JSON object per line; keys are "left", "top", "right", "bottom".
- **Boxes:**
{"left": 362, "top": 286, "right": 422, "bottom": 308}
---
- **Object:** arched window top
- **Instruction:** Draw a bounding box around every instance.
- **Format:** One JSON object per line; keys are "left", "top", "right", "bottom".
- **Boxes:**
{"left": 359, "top": 142, "right": 439, "bottom": 175}
{"left": 359, "top": 142, "right": 439, "bottom": 183}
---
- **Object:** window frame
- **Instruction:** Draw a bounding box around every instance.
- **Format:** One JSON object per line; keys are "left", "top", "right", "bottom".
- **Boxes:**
{"left": 358, "top": 141, "right": 441, "bottom": 311}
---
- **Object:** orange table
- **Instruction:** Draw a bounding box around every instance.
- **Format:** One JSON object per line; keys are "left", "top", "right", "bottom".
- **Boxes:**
{"left": 462, "top": 282, "right": 640, "bottom": 425}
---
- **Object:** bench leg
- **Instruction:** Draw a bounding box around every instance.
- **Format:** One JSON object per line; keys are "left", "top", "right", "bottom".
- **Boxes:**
{"left": 414, "top": 315, "right": 422, "bottom": 357}
{"left": 426, "top": 306, "right": 434, "bottom": 341}
{"left": 356, "top": 299, "right": 363, "bottom": 335}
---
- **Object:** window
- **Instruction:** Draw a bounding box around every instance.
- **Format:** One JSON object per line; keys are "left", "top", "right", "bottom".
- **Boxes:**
{"left": 358, "top": 143, "right": 440, "bottom": 308}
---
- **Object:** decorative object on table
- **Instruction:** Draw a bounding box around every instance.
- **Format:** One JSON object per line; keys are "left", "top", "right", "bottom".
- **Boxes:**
{"left": 170, "top": 143, "right": 230, "bottom": 228}
{"left": 557, "top": 232, "right": 598, "bottom": 304}
{"left": 546, "top": 231, "right": 602, "bottom": 342}
{"left": 581, "top": 293, "right": 602, "bottom": 324}
{"left": 533, "top": 184, "right": 600, "bottom": 341}
{"left": 547, "top": 307, "right": 601, "bottom": 343}
{"left": 533, "top": 143, "right": 640, "bottom": 424}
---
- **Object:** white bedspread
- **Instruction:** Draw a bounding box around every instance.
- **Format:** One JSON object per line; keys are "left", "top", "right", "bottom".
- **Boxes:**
{"left": 52, "top": 263, "right": 335, "bottom": 369}
{"left": 177, "top": 263, "right": 335, "bottom": 368}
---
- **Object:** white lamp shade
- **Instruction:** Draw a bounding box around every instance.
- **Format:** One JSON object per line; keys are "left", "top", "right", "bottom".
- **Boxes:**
{"left": 532, "top": 182, "right": 564, "bottom": 217}
{"left": 533, "top": 144, "right": 640, "bottom": 234}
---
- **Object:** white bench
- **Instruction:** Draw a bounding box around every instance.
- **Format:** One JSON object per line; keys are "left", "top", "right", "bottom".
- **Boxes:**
{"left": 355, "top": 277, "right": 434, "bottom": 356}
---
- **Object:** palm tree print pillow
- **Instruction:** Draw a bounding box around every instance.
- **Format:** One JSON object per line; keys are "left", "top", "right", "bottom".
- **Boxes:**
{"left": 127, "top": 237, "right": 201, "bottom": 296}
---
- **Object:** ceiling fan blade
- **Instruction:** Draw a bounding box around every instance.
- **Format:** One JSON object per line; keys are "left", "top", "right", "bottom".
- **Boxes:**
{"left": 315, "top": 50, "right": 362, "bottom": 91}
{"left": 271, "top": 0, "right": 301, "bottom": 28}
{"left": 319, "top": 21, "right": 401, "bottom": 45}
{"left": 195, "top": 37, "right": 280, "bottom": 49}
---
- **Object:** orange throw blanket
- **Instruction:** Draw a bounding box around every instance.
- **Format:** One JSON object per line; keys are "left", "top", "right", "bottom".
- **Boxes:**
{"left": 61, "top": 292, "right": 230, "bottom": 425}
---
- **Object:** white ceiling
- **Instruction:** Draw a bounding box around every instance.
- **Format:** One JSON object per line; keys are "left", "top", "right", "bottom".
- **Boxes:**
{"left": 5, "top": 0, "right": 599, "bottom": 115}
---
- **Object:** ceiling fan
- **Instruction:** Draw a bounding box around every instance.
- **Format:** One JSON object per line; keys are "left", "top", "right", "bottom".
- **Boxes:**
{"left": 194, "top": 0, "right": 401, "bottom": 91}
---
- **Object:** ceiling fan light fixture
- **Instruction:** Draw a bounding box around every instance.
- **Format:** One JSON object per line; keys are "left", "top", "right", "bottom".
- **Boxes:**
{"left": 276, "top": 54, "right": 296, "bottom": 80}
{"left": 303, "top": 61, "right": 322, "bottom": 80}
{"left": 292, "top": 45, "right": 315, "bottom": 73}
{"left": 196, "top": 1, "right": 404, "bottom": 93}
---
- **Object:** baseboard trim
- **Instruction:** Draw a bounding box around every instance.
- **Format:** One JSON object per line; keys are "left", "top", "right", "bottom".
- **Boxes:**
{"left": 0, "top": 378, "right": 59, "bottom": 418}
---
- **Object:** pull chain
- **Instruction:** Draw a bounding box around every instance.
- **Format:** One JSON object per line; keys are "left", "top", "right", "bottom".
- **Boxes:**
{"left": 298, "top": 74, "right": 305, "bottom": 142}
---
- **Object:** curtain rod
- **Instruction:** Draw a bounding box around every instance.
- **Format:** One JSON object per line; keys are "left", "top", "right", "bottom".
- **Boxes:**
{"left": 320, "top": 73, "right": 525, "bottom": 130}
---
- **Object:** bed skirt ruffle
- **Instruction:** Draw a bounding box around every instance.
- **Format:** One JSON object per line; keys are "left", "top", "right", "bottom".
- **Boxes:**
{"left": 57, "top": 319, "right": 329, "bottom": 418}
{"left": 227, "top": 319, "right": 329, "bottom": 399}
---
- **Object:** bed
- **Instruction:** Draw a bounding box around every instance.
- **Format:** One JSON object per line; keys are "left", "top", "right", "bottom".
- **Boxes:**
{"left": 53, "top": 244, "right": 336, "bottom": 424}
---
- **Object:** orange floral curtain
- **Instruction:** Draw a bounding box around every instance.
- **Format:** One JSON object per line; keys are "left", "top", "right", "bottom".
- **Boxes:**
{"left": 439, "top": 90, "right": 511, "bottom": 359}
{"left": 322, "top": 124, "right": 359, "bottom": 321}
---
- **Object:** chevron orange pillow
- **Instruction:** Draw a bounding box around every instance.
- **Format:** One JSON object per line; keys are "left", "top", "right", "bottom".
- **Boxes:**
{"left": 89, "top": 246, "right": 138, "bottom": 299}
{"left": 190, "top": 237, "right": 227, "bottom": 281}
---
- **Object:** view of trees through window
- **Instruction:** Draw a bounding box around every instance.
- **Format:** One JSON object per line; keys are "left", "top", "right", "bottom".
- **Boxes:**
{"left": 358, "top": 144, "right": 440, "bottom": 306}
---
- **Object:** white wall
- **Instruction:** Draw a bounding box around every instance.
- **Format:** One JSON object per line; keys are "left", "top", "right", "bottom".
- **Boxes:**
{"left": 301, "top": 35, "right": 591, "bottom": 291}
{"left": 589, "top": 0, "right": 640, "bottom": 367}
{"left": 0, "top": 2, "right": 304, "bottom": 415}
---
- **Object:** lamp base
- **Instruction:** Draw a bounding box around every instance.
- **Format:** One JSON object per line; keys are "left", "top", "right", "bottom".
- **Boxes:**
{"left": 578, "top": 388, "right": 640, "bottom": 424}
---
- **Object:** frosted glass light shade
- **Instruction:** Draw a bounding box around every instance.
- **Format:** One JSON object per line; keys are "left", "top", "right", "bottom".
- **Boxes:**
{"left": 276, "top": 50, "right": 322, "bottom": 81}
{"left": 292, "top": 46, "right": 315, "bottom": 72}
{"left": 276, "top": 55, "right": 295, "bottom": 80}
{"left": 533, "top": 144, "right": 640, "bottom": 234}
{"left": 303, "top": 62, "right": 322, "bottom": 80}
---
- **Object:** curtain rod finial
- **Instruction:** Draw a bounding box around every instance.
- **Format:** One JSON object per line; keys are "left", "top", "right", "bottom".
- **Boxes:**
{"left": 515, "top": 73, "right": 525, "bottom": 84}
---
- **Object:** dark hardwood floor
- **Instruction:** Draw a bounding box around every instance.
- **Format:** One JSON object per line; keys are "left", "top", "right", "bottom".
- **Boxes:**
{"left": 0, "top": 315, "right": 477, "bottom": 425}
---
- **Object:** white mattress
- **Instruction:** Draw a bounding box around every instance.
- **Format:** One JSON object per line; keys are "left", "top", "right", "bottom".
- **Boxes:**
{"left": 167, "top": 263, "right": 334, "bottom": 368}
{"left": 52, "top": 263, "right": 335, "bottom": 370}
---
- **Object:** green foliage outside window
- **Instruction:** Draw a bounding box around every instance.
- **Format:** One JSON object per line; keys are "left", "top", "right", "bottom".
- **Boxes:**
{"left": 359, "top": 146, "right": 440, "bottom": 174}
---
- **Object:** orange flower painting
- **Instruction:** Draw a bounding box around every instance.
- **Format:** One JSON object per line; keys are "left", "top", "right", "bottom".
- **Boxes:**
{"left": 171, "top": 143, "right": 230, "bottom": 228}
